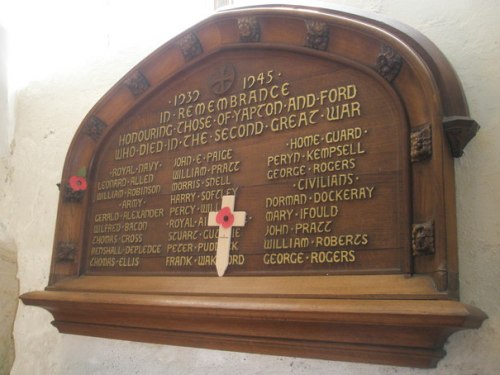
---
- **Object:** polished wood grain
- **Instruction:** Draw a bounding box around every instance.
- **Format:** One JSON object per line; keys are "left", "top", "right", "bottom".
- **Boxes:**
{"left": 21, "top": 4, "right": 485, "bottom": 368}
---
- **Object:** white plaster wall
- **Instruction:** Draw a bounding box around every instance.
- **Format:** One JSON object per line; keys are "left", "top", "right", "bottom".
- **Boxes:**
{"left": 5, "top": 1, "right": 500, "bottom": 374}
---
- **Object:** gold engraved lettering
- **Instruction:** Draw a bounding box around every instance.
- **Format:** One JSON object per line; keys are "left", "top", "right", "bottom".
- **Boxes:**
{"left": 110, "top": 165, "right": 136, "bottom": 177}
{"left": 242, "top": 71, "right": 275, "bottom": 90}
{"left": 169, "top": 205, "right": 196, "bottom": 216}
{"left": 288, "top": 134, "right": 321, "bottom": 149}
{"left": 94, "top": 212, "right": 121, "bottom": 222}
{"left": 171, "top": 179, "right": 201, "bottom": 192}
{"left": 170, "top": 192, "right": 197, "bottom": 204}
{"left": 93, "top": 223, "right": 122, "bottom": 233}
{"left": 287, "top": 94, "right": 317, "bottom": 111}
{"left": 209, "top": 161, "right": 240, "bottom": 174}
{"left": 326, "top": 102, "right": 361, "bottom": 121}
{"left": 173, "top": 90, "right": 200, "bottom": 107}
{"left": 265, "top": 224, "right": 289, "bottom": 236}
{"left": 294, "top": 221, "right": 332, "bottom": 234}
{"left": 168, "top": 230, "right": 199, "bottom": 241}
{"left": 199, "top": 187, "right": 238, "bottom": 201}
{"left": 197, "top": 242, "right": 217, "bottom": 253}
{"left": 174, "top": 155, "right": 193, "bottom": 167}
{"left": 270, "top": 110, "right": 319, "bottom": 132}
{"left": 172, "top": 166, "right": 208, "bottom": 180}
{"left": 90, "top": 247, "right": 123, "bottom": 256}
{"left": 265, "top": 194, "right": 308, "bottom": 208}
{"left": 89, "top": 257, "right": 116, "bottom": 267}
{"left": 126, "top": 184, "right": 161, "bottom": 197}
{"left": 267, "top": 165, "right": 306, "bottom": 180}
{"left": 310, "top": 250, "right": 356, "bottom": 264}
{"left": 263, "top": 252, "right": 305, "bottom": 265}
{"left": 165, "top": 243, "right": 193, "bottom": 253}
{"left": 267, "top": 152, "right": 301, "bottom": 166}
{"left": 206, "top": 148, "right": 232, "bottom": 162}
{"left": 123, "top": 221, "right": 148, "bottom": 232}
{"left": 296, "top": 174, "right": 354, "bottom": 190}
{"left": 123, "top": 244, "right": 162, "bottom": 255}
{"left": 177, "top": 115, "right": 212, "bottom": 133}
{"left": 118, "top": 125, "right": 173, "bottom": 146}
{"left": 299, "top": 205, "right": 338, "bottom": 219}
{"left": 137, "top": 161, "right": 161, "bottom": 173}
{"left": 325, "top": 127, "right": 364, "bottom": 143}
{"left": 181, "top": 132, "right": 208, "bottom": 148}
{"left": 204, "top": 176, "right": 231, "bottom": 187}
{"left": 315, "top": 234, "right": 369, "bottom": 247}
{"left": 168, "top": 217, "right": 197, "bottom": 229}
{"left": 120, "top": 233, "right": 143, "bottom": 244}
{"left": 92, "top": 235, "right": 119, "bottom": 245}
{"left": 97, "top": 190, "right": 125, "bottom": 201}
{"left": 311, "top": 158, "right": 356, "bottom": 172}
{"left": 165, "top": 256, "right": 193, "bottom": 266}
{"left": 122, "top": 208, "right": 164, "bottom": 220}
{"left": 265, "top": 209, "right": 294, "bottom": 222}
{"left": 129, "top": 174, "right": 154, "bottom": 186}
{"left": 214, "top": 121, "right": 265, "bottom": 142}
{"left": 318, "top": 85, "right": 357, "bottom": 105}
{"left": 263, "top": 237, "right": 309, "bottom": 250}
{"left": 313, "top": 186, "right": 375, "bottom": 201}
{"left": 118, "top": 256, "right": 140, "bottom": 267}
{"left": 97, "top": 178, "right": 127, "bottom": 191}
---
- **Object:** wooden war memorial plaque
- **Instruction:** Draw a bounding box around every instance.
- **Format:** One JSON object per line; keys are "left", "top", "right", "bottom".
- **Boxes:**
{"left": 21, "top": 5, "right": 486, "bottom": 368}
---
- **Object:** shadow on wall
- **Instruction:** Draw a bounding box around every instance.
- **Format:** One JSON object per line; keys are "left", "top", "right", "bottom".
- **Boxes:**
{"left": 0, "top": 222, "right": 18, "bottom": 375}
{"left": 0, "top": 24, "right": 17, "bottom": 375}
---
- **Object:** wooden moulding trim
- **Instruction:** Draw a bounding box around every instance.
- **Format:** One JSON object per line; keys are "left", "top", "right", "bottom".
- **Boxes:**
{"left": 51, "top": 321, "right": 446, "bottom": 368}
{"left": 20, "top": 290, "right": 486, "bottom": 368}
{"left": 46, "top": 274, "right": 444, "bottom": 300}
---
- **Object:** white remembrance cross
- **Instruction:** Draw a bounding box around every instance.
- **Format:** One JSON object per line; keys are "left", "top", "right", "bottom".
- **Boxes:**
{"left": 207, "top": 195, "right": 246, "bottom": 277}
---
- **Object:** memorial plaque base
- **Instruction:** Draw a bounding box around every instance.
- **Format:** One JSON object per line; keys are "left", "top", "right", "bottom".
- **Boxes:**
{"left": 22, "top": 275, "right": 485, "bottom": 368}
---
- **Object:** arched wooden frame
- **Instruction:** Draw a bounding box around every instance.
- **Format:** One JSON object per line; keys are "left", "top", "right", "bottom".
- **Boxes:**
{"left": 22, "top": 5, "right": 484, "bottom": 368}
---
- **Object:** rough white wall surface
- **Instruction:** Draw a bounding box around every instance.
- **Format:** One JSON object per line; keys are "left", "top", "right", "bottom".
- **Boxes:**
{"left": 6, "top": 1, "right": 500, "bottom": 374}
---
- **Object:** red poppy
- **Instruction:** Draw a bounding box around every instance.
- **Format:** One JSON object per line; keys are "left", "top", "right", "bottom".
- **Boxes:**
{"left": 216, "top": 206, "right": 234, "bottom": 229}
{"left": 68, "top": 176, "right": 88, "bottom": 191}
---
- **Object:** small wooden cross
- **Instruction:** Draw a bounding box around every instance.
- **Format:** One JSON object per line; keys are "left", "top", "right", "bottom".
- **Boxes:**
{"left": 207, "top": 195, "right": 246, "bottom": 276}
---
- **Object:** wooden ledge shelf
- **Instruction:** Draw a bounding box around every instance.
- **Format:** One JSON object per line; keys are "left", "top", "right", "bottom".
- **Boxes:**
{"left": 21, "top": 289, "right": 486, "bottom": 368}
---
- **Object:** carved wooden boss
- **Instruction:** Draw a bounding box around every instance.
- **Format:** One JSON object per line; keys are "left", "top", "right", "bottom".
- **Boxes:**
{"left": 21, "top": 5, "right": 486, "bottom": 368}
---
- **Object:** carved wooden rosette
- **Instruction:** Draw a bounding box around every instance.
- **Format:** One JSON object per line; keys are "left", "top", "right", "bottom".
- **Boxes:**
{"left": 21, "top": 5, "right": 484, "bottom": 369}
{"left": 62, "top": 184, "right": 84, "bottom": 203}
{"left": 412, "top": 222, "right": 435, "bottom": 256}
{"left": 124, "top": 70, "right": 150, "bottom": 98}
{"left": 178, "top": 33, "right": 203, "bottom": 61}
{"left": 83, "top": 116, "right": 107, "bottom": 141}
{"left": 56, "top": 242, "right": 77, "bottom": 263}
{"left": 375, "top": 44, "right": 403, "bottom": 82}
{"left": 304, "top": 20, "right": 330, "bottom": 51}
{"left": 411, "top": 124, "right": 432, "bottom": 162}
{"left": 238, "top": 16, "right": 260, "bottom": 42}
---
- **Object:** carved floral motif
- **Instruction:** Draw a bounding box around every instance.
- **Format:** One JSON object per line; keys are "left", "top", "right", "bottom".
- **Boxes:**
{"left": 178, "top": 33, "right": 203, "bottom": 61}
{"left": 56, "top": 242, "right": 76, "bottom": 263}
{"left": 124, "top": 70, "right": 150, "bottom": 97}
{"left": 412, "top": 221, "right": 435, "bottom": 256}
{"left": 83, "top": 116, "right": 107, "bottom": 141}
{"left": 238, "top": 16, "right": 260, "bottom": 42}
{"left": 305, "top": 20, "right": 329, "bottom": 51}
{"left": 410, "top": 124, "right": 432, "bottom": 162}
{"left": 375, "top": 44, "right": 403, "bottom": 82}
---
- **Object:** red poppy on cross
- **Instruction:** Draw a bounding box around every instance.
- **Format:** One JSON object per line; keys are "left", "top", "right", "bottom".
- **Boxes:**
{"left": 207, "top": 195, "right": 246, "bottom": 276}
